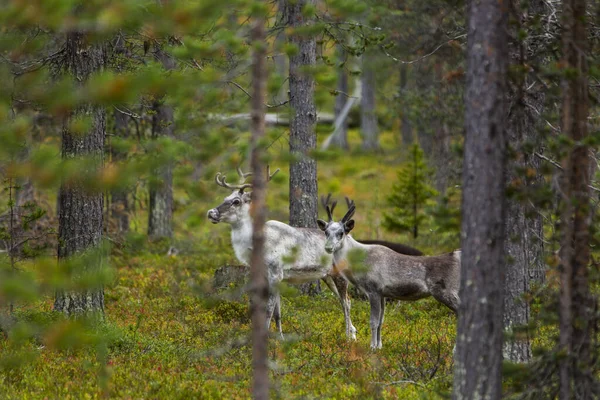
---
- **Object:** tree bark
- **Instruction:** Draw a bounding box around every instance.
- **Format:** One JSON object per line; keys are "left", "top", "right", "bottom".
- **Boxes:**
{"left": 286, "top": 0, "right": 317, "bottom": 229}
{"left": 502, "top": 3, "right": 547, "bottom": 362}
{"left": 148, "top": 46, "right": 175, "bottom": 240}
{"left": 431, "top": 61, "right": 450, "bottom": 197}
{"left": 111, "top": 108, "right": 129, "bottom": 235}
{"left": 332, "top": 44, "right": 349, "bottom": 150}
{"left": 415, "top": 65, "right": 434, "bottom": 156}
{"left": 285, "top": 0, "right": 320, "bottom": 295}
{"left": 399, "top": 64, "right": 413, "bottom": 146}
{"left": 360, "top": 52, "right": 379, "bottom": 151}
{"left": 274, "top": 0, "right": 288, "bottom": 105}
{"left": 249, "top": 12, "right": 269, "bottom": 400}
{"left": 558, "top": 0, "right": 594, "bottom": 397}
{"left": 54, "top": 32, "right": 106, "bottom": 316}
{"left": 453, "top": 0, "right": 508, "bottom": 398}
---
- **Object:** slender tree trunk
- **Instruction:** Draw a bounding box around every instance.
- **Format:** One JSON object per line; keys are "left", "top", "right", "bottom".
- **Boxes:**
{"left": 332, "top": 44, "right": 349, "bottom": 150}
{"left": 148, "top": 46, "right": 175, "bottom": 240}
{"left": 249, "top": 12, "right": 269, "bottom": 400}
{"left": 415, "top": 65, "right": 434, "bottom": 156}
{"left": 285, "top": 0, "right": 320, "bottom": 295}
{"left": 274, "top": 0, "right": 287, "bottom": 105}
{"left": 54, "top": 32, "right": 106, "bottom": 316}
{"left": 360, "top": 52, "right": 379, "bottom": 151}
{"left": 111, "top": 109, "right": 129, "bottom": 235}
{"left": 558, "top": 0, "right": 594, "bottom": 397}
{"left": 431, "top": 61, "right": 450, "bottom": 197}
{"left": 453, "top": 0, "right": 508, "bottom": 398}
{"left": 399, "top": 64, "right": 413, "bottom": 146}
{"left": 14, "top": 143, "right": 35, "bottom": 255}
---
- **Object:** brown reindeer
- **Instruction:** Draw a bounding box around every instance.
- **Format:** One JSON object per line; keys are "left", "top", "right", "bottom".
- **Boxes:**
{"left": 317, "top": 196, "right": 460, "bottom": 349}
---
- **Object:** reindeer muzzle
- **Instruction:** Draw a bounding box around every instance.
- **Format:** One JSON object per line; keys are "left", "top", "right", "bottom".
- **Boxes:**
{"left": 207, "top": 209, "right": 220, "bottom": 224}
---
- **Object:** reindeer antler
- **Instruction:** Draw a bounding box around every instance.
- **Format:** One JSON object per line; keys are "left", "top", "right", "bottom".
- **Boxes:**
{"left": 215, "top": 165, "right": 253, "bottom": 192}
{"left": 214, "top": 172, "right": 253, "bottom": 192}
{"left": 341, "top": 196, "right": 355, "bottom": 223}
{"left": 320, "top": 193, "right": 337, "bottom": 222}
{"left": 267, "top": 165, "right": 280, "bottom": 182}
{"left": 345, "top": 197, "right": 355, "bottom": 209}
{"left": 236, "top": 166, "right": 253, "bottom": 182}
{"left": 215, "top": 165, "right": 279, "bottom": 192}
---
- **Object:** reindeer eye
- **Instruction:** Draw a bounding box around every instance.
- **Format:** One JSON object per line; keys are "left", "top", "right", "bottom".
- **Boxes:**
{"left": 232, "top": 199, "right": 241, "bottom": 206}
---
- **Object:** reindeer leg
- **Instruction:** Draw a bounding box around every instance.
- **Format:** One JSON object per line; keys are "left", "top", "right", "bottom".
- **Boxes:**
{"left": 368, "top": 294, "right": 382, "bottom": 350}
{"left": 341, "top": 279, "right": 357, "bottom": 341}
{"left": 274, "top": 293, "right": 283, "bottom": 340}
{"left": 266, "top": 293, "right": 278, "bottom": 334}
{"left": 325, "top": 275, "right": 356, "bottom": 340}
{"left": 377, "top": 296, "right": 385, "bottom": 349}
{"left": 431, "top": 288, "right": 459, "bottom": 315}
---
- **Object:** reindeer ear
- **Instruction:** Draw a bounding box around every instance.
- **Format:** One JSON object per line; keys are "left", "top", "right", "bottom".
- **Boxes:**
{"left": 344, "top": 219, "right": 355, "bottom": 233}
{"left": 242, "top": 192, "right": 252, "bottom": 203}
{"left": 317, "top": 219, "right": 328, "bottom": 231}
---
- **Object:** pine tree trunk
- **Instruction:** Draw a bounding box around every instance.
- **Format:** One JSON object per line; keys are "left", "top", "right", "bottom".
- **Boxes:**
{"left": 249, "top": 12, "right": 269, "bottom": 400}
{"left": 453, "top": 0, "right": 508, "bottom": 398}
{"left": 558, "top": 0, "right": 594, "bottom": 397}
{"left": 148, "top": 47, "right": 175, "bottom": 240}
{"left": 274, "top": 0, "right": 287, "bottom": 105}
{"left": 111, "top": 108, "right": 129, "bottom": 235}
{"left": 432, "top": 61, "right": 450, "bottom": 197}
{"left": 503, "top": 193, "right": 544, "bottom": 362}
{"left": 54, "top": 32, "right": 106, "bottom": 316}
{"left": 286, "top": 0, "right": 317, "bottom": 229}
{"left": 285, "top": 0, "right": 320, "bottom": 295}
{"left": 415, "top": 66, "right": 434, "bottom": 156}
{"left": 399, "top": 64, "right": 413, "bottom": 146}
{"left": 503, "top": 11, "right": 547, "bottom": 360}
{"left": 502, "top": 0, "right": 550, "bottom": 364}
{"left": 332, "top": 44, "right": 349, "bottom": 150}
{"left": 360, "top": 53, "right": 379, "bottom": 151}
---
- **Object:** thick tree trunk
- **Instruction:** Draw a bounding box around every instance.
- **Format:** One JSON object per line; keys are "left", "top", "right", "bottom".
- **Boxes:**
{"left": 399, "top": 64, "right": 413, "bottom": 146}
{"left": 503, "top": 11, "right": 547, "bottom": 360}
{"left": 452, "top": 0, "right": 508, "bottom": 398}
{"left": 111, "top": 109, "right": 129, "bottom": 235}
{"left": 558, "top": 0, "right": 594, "bottom": 397}
{"left": 360, "top": 53, "right": 379, "bottom": 151}
{"left": 249, "top": 13, "right": 269, "bottom": 400}
{"left": 332, "top": 44, "right": 349, "bottom": 150}
{"left": 285, "top": 0, "right": 320, "bottom": 295}
{"left": 54, "top": 32, "right": 106, "bottom": 316}
{"left": 503, "top": 187, "right": 544, "bottom": 362}
{"left": 286, "top": 0, "right": 317, "bottom": 229}
{"left": 148, "top": 47, "right": 175, "bottom": 240}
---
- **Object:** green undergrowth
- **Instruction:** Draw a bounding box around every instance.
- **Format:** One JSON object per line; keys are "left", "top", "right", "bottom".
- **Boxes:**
{"left": 1, "top": 249, "right": 457, "bottom": 399}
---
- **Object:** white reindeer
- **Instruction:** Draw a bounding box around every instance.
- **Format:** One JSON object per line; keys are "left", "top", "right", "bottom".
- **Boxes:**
{"left": 317, "top": 196, "right": 461, "bottom": 350}
{"left": 207, "top": 167, "right": 357, "bottom": 339}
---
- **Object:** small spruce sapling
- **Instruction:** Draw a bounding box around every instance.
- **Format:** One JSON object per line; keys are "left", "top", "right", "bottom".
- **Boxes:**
{"left": 383, "top": 143, "right": 437, "bottom": 239}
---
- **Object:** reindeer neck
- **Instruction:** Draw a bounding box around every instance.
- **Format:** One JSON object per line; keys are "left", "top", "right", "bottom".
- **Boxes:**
{"left": 229, "top": 213, "right": 253, "bottom": 265}
{"left": 334, "top": 234, "right": 365, "bottom": 264}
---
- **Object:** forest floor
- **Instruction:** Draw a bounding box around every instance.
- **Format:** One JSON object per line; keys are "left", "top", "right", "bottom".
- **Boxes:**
{"left": 1, "top": 130, "right": 464, "bottom": 399}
